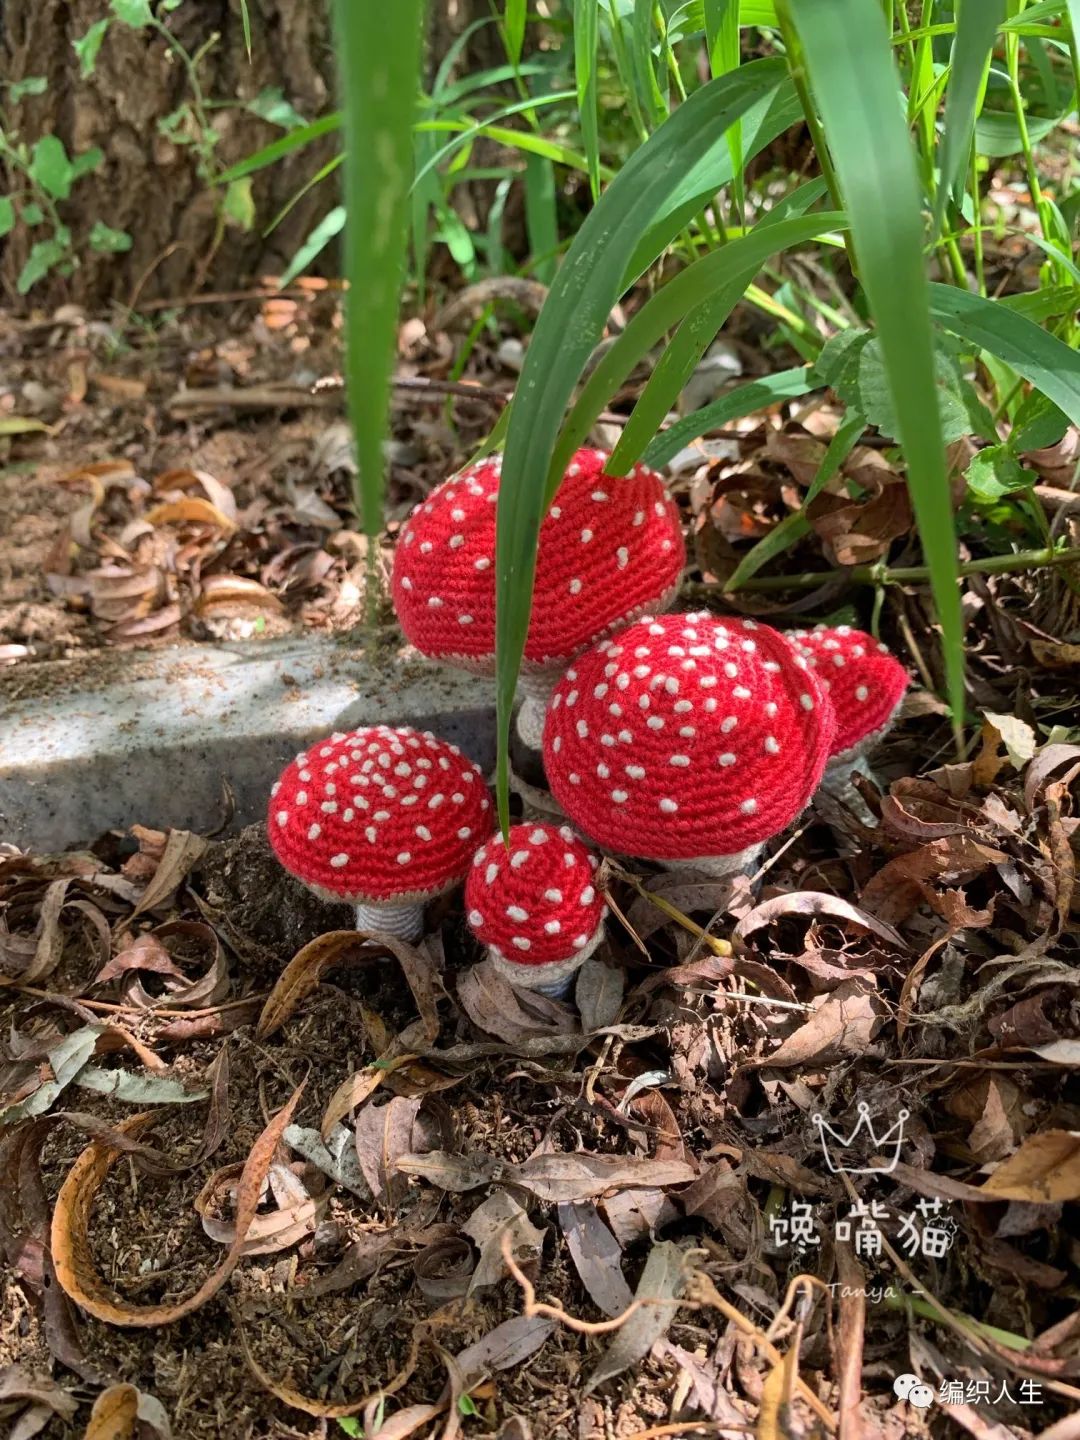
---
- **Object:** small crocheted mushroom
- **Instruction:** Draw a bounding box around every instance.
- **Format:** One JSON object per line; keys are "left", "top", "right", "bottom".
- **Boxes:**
{"left": 390, "top": 448, "right": 684, "bottom": 749}
{"left": 542, "top": 612, "right": 834, "bottom": 876}
{"left": 268, "top": 725, "right": 494, "bottom": 941}
{"left": 785, "top": 625, "right": 909, "bottom": 813}
{"left": 465, "top": 823, "right": 606, "bottom": 998}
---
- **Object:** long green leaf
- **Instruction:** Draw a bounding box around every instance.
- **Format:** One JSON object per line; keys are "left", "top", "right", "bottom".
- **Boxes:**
{"left": 333, "top": 0, "right": 423, "bottom": 536}
{"left": 787, "top": 0, "right": 963, "bottom": 744}
{"left": 642, "top": 368, "right": 813, "bottom": 468}
{"left": 494, "top": 58, "right": 789, "bottom": 831}
{"left": 633, "top": 0, "right": 668, "bottom": 126}
{"left": 278, "top": 204, "right": 345, "bottom": 287}
{"left": 928, "top": 285, "right": 1080, "bottom": 426}
{"left": 935, "top": 0, "right": 1005, "bottom": 231}
{"left": 705, "top": 0, "right": 744, "bottom": 220}
{"left": 561, "top": 210, "right": 846, "bottom": 482}
{"left": 609, "top": 178, "right": 827, "bottom": 473}
{"left": 217, "top": 113, "right": 342, "bottom": 185}
{"left": 506, "top": 0, "right": 527, "bottom": 64}
{"left": 525, "top": 154, "right": 559, "bottom": 284}
{"left": 574, "top": 0, "right": 601, "bottom": 199}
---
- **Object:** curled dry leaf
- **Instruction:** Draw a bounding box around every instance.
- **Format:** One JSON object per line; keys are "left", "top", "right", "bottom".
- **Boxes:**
{"left": 256, "top": 930, "right": 438, "bottom": 1041}
{"left": 196, "top": 1159, "right": 321, "bottom": 1256}
{"left": 757, "top": 978, "right": 887, "bottom": 1068}
{"left": 584, "top": 1241, "right": 686, "bottom": 1393}
{"left": 735, "top": 890, "right": 907, "bottom": 951}
{"left": 145, "top": 497, "right": 237, "bottom": 533}
{"left": 575, "top": 957, "right": 624, "bottom": 1030}
{"left": 127, "top": 830, "right": 209, "bottom": 922}
{"left": 858, "top": 835, "right": 1008, "bottom": 927}
{"left": 980, "top": 1132, "right": 1080, "bottom": 1204}
{"left": 321, "top": 1054, "right": 418, "bottom": 1140}
{"left": 355, "top": 1095, "right": 427, "bottom": 1207}
{"left": 413, "top": 1235, "right": 474, "bottom": 1300}
{"left": 463, "top": 1191, "right": 546, "bottom": 1291}
{"left": 50, "top": 1084, "right": 302, "bottom": 1326}
{"left": 457, "top": 960, "right": 572, "bottom": 1042}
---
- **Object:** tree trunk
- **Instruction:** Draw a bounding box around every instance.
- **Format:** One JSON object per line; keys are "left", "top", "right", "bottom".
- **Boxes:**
{"left": 1, "top": 0, "right": 338, "bottom": 309}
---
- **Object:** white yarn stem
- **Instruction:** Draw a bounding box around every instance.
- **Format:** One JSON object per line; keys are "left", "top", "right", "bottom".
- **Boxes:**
{"left": 515, "top": 672, "right": 557, "bottom": 751}
{"left": 819, "top": 752, "right": 879, "bottom": 825}
{"left": 354, "top": 898, "right": 424, "bottom": 941}
{"left": 660, "top": 844, "right": 764, "bottom": 879}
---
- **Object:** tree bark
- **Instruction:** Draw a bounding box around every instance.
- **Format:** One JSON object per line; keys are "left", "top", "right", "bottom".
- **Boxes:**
{"left": 1, "top": 0, "right": 338, "bottom": 309}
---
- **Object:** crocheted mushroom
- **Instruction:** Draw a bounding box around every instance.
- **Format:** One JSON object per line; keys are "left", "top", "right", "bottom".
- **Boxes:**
{"left": 465, "top": 823, "right": 606, "bottom": 998}
{"left": 390, "top": 448, "right": 684, "bottom": 748}
{"left": 542, "top": 612, "right": 834, "bottom": 875}
{"left": 268, "top": 725, "right": 494, "bottom": 941}
{"left": 785, "top": 625, "right": 909, "bottom": 810}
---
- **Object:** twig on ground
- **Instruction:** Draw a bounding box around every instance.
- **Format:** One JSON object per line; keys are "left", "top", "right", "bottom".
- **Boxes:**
{"left": 501, "top": 1231, "right": 653, "bottom": 1336}
{"left": 613, "top": 868, "right": 734, "bottom": 958}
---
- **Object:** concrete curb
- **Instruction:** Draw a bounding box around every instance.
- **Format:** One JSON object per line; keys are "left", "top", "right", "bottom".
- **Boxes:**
{"left": 0, "top": 637, "right": 496, "bottom": 851}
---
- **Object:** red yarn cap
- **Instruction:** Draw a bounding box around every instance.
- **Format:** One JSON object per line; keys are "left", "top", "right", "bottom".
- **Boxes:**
{"left": 786, "top": 626, "right": 908, "bottom": 758}
{"left": 391, "top": 448, "right": 684, "bottom": 671}
{"left": 542, "top": 612, "right": 834, "bottom": 861}
{"left": 268, "top": 726, "right": 494, "bottom": 903}
{"left": 464, "top": 822, "right": 605, "bottom": 967}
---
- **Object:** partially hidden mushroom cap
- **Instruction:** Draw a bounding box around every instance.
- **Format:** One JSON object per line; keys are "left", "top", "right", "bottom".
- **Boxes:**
{"left": 465, "top": 823, "right": 606, "bottom": 966}
{"left": 268, "top": 726, "right": 494, "bottom": 904}
{"left": 542, "top": 612, "right": 835, "bottom": 861}
{"left": 786, "top": 626, "right": 908, "bottom": 760}
{"left": 390, "top": 448, "right": 684, "bottom": 673}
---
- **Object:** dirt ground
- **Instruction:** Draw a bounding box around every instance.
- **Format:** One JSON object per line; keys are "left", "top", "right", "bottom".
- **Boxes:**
{"left": 2, "top": 291, "right": 1080, "bottom": 1440}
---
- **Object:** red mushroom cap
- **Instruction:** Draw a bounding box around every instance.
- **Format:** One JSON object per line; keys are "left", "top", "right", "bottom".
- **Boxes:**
{"left": 391, "top": 448, "right": 684, "bottom": 671}
{"left": 268, "top": 726, "right": 494, "bottom": 903}
{"left": 542, "top": 612, "right": 834, "bottom": 861}
{"left": 786, "top": 626, "right": 908, "bottom": 758}
{"left": 465, "top": 823, "right": 605, "bottom": 966}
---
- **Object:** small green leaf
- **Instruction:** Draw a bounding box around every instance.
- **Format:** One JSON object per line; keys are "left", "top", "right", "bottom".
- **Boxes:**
{"left": 73, "top": 19, "right": 110, "bottom": 77}
{"left": 16, "top": 237, "right": 67, "bottom": 294}
{"left": 336, "top": 1420, "right": 363, "bottom": 1438}
{"left": 279, "top": 205, "right": 346, "bottom": 287}
{"left": 458, "top": 1395, "right": 480, "bottom": 1418}
{"left": 6, "top": 75, "right": 48, "bottom": 101}
{"left": 29, "top": 135, "right": 75, "bottom": 200}
{"left": 21, "top": 202, "right": 45, "bottom": 226}
{"left": 223, "top": 176, "right": 256, "bottom": 231}
{"left": 506, "top": 0, "right": 527, "bottom": 65}
{"left": 856, "top": 338, "right": 973, "bottom": 446}
{"left": 110, "top": 0, "right": 154, "bottom": 26}
{"left": 0, "top": 197, "right": 15, "bottom": 237}
{"left": 966, "top": 445, "right": 1029, "bottom": 501}
{"left": 245, "top": 86, "right": 307, "bottom": 131}
{"left": 810, "top": 327, "right": 872, "bottom": 396}
{"left": 1011, "top": 390, "right": 1069, "bottom": 452}
{"left": 70, "top": 147, "right": 105, "bottom": 181}
{"left": 88, "top": 221, "right": 133, "bottom": 253}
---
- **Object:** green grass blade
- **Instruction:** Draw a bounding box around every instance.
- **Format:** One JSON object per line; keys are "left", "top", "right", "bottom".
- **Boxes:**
{"left": 506, "top": 0, "right": 527, "bottom": 64}
{"left": 412, "top": 91, "right": 577, "bottom": 189}
{"left": 333, "top": 0, "right": 423, "bottom": 536}
{"left": 561, "top": 210, "right": 846, "bottom": 480}
{"left": 416, "top": 117, "right": 606, "bottom": 177}
{"left": 705, "top": 0, "right": 744, "bottom": 220}
{"left": 633, "top": 0, "right": 668, "bottom": 126}
{"left": 642, "top": 368, "right": 813, "bottom": 468}
{"left": 216, "top": 113, "right": 342, "bottom": 186}
{"left": 574, "top": 0, "right": 601, "bottom": 200}
{"left": 609, "top": 178, "right": 827, "bottom": 472}
{"left": 524, "top": 154, "right": 559, "bottom": 284}
{"left": 493, "top": 58, "right": 788, "bottom": 831}
{"left": 786, "top": 0, "right": 963, "bottom": 745}
{"left": 934, "top": 0, "right": 1005, "bottom": 233}
{"left": 928, "top": 285, "right": 1080, "bottom": 426}
{"left": 278, "top": 205, "right": 345, "bottom": 287}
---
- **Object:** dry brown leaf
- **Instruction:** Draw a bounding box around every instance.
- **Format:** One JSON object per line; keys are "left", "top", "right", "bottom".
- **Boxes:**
{"left": 859, "top": 835, "right": 1007, "bottom": 926}
{"left": 463, "top": 1191, "right": 545, "bottom": 1291}
{"left": 395, "top": 1150, "right": 500, "bottom": 1193}
{"left": 256, "top": 932, "right": 388, "bottom": 1039}
{"left": 128, "top": 830, "right": 208, "bottom": 921}
{"left": 355, "top": 1095, "right": 425, "bottom": 1207}
{"left": 456, "top": 960, "right": 559, "bottom": 1042}
{"left": 0, "top": 1367, "right": 79, "bottom": 1427}
{"left": 584, "top": 1241, "right": 685, "bottom": 1392}
{"left": 575, "top": 957, "right": 624, "bottom": 1030}
{"left": 82, "top": 1383, "right": 171, "bottom": 1439}
{"left": 758, "top": 979, "right": 886, "bottom": 1068}
{"left": 735, "top": 890, "right": 906, "bottom": 950}
{"left": 50, "top": 1084, "right": 302, "bottom": 1326}
{"left": 980, "top": 1132, "right": 1080, "bottom": 1203}
{"left": 513, "top": 1151, "right": 696, "bottom": 1204}
{"left": 558, "top": 1201, "right": 633, "bottom": 1317}
{"left": 145, "top": 498, "right": 236, "bottom": 532}
{"left": 321, "top": 1055, "right": 418, "bottom": 1140}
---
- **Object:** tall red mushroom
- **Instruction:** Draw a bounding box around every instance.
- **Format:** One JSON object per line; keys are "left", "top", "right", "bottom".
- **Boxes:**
{"left": 465, "top": 822, "right": 606, "bottom": 997}
{"left": 785, "top": 625, "right": 909, "bottom": 812}
{"left": 268, "top": 725, "right": 494, "bottom": 940}
{"left": 391, "top": 448, "right": 684, "bottom": 749}
{"left": 541, "top": 612, "right": 834, "bottom": 875}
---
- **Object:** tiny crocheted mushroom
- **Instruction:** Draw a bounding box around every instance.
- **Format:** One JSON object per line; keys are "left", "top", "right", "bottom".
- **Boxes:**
{"left": 465, "top": 822, "right": 606, "bottom": 998}
{"left": 786, "top": 625, "right": 908, "bottom": 813}
{"left": 390, "top": 448, "right": 684, "bottom": 750}
{"left": 268, "top": 725, "right": 494, "bottom": 941}
{"left": 542, "top": 611, "right": 834, "bottom": 876}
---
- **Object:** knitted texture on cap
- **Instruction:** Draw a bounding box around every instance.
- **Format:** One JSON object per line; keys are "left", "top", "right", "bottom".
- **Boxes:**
{"left": 390, "top": 448, "right": 684, "bottom": 671}
{"left": 786, "top": 626, "right": 908, "bottom": 758}
{"left": 542, "top": 612, "right": 835, "bottom": 861}
{"left": 464, "top": 823, "right": 605, "bottom": 968}
{"left": 268, "top": 726, "right": 494, "bottom": 904}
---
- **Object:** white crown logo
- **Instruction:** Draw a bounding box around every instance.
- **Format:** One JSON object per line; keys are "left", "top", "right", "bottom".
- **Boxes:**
{"left": 811, "top": 1102, "right": 909, "bottom": 1175}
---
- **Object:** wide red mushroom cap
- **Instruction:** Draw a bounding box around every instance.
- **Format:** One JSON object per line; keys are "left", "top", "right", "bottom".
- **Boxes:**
{"left": 391, "top": 448, "right": 684, "bottom": 672}
{"left": 786, "top": 626, "right": 908, "bottom": 759}
{"left": 542, "top": 612, "right": 834, "bottom": 861}
{"left": 268, "top": 726, "right": 494, "bottom": 903}
{"left": 465, "top": 822, "right": 605, "bottom": 967}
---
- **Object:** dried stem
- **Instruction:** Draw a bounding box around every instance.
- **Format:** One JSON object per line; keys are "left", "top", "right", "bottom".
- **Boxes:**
{"left": 685, "top": 545, "right": 1080, "bottom": 596}
{"left": 500, "top": 1232, "right": 652, "bottom": 1335}
{"left": 613, "top": 868, "right": 734, "bottom": 957}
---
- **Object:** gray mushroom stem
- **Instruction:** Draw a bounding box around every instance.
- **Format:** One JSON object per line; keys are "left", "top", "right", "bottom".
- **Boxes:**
{"left": 515, "top": 672, "right": 557, "bottom": 751}
{"left": 355, "top": 898, "right": 425, "bottom": 941}
{"left": 818, "top": 751, "right": 879, "bottom": 826}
